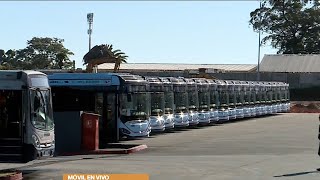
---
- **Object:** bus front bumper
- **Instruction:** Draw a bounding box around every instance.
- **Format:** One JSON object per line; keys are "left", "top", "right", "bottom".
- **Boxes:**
{"left": 37, "top": 145, "right": 55, "bottom": 158}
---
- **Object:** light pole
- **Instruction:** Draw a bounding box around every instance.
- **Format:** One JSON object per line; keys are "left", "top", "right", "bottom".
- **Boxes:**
{"left": 257, "top": 1, "right": 262, "bottom": 81}
{"left": 87, "top": 13, "right": 97, "bottom": 73}
{"left": 87, "top": 13, "right": 94, "bottom": 51}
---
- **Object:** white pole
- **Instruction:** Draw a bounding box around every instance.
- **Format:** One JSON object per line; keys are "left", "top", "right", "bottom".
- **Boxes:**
{"left": 257, "top": 1, "right": 262, "bottom": 81}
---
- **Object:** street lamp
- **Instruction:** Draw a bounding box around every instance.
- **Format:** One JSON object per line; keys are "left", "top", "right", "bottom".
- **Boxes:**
{"left": 87, "top": 13, "right": 98, "bottom": 73}
{"left": 87, "top": 13, "right": 93, "bottom": 51}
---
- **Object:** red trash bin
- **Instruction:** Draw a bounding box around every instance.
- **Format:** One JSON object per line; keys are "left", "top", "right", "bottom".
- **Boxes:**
{"left": 81, "top": 112, "right": 100, "bottom": 151}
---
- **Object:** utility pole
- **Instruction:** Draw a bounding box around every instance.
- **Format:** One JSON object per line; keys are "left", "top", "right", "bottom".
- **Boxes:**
{"left": 257, "top": 1, "right": 262, "bottom": 81}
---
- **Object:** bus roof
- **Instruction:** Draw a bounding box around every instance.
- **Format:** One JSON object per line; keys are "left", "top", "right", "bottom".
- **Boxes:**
{"left": 48, "top": 73, "right": 147, "bottom": 87}
{"left": 0, "top": 70, "right": 46, "bottom": 76}
{"left": 0, "top": 70, "right": 48, "bottom": 90}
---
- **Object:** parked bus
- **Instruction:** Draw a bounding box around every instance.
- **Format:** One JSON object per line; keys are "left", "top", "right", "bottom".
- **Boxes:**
{"left": 167, "top": 77, "right": 189, "bottom": 127}
{"left": 216, "top": 80, "right": 229, "bottom": 122}
{"left": 193, "top": 78, "right": 211, "bottom": 124}
{"left": 181, "top": 78, "right": 199, "bottom": 126}
{"left": 145, "top": 77, "right": 166, "bottom": 132}
{"left": 158, "top": 77, "right": 175, "bottom": 129}
{"left": 249, "top": 81, "right": 257, "bottom": 117}
{"left": 273, "top": 82, "right": 282, "bottom": 113}
{"left": 205, "top": 79, "right": 219, "bottom": 123}
{"left": 0, "top": 70, "right": 55, "bottom": 162}
{"left": 265, "top": 82, "right": 273, "bottom": 114}
{"left": 234, "top": 80, "right": 244, "bottom": 119}
{"left": 226, "top": 80, "right": 237, "bottom": 120}
{"left": 48, "top": 73, "right": 151, "bottom": 141}
{"left": 258, "top": 82, "right": 267, "bottom": 115}
{"left": 242, "top": 81, "right": 252, "bottom": 117}
{"left": 284, "top": 83, "right": 291, "bottom": 112}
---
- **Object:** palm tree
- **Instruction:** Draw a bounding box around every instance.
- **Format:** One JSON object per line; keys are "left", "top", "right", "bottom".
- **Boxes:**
{"left": 83, "top": 44, "right": 128, "bottom": 73}
{"left": 112, "top": 49, "right": 128, "bottom": 72}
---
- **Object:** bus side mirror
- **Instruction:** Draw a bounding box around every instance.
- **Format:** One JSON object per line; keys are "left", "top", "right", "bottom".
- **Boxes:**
{"left": 127, "top": 94, "right": 132, "bottom": 102}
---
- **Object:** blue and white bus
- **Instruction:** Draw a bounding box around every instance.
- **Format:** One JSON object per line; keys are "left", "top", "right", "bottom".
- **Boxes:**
{"left": 234, "top": 80, "right": 244, "bottom": 119}
{"left": 258, "top": 81, "right": 267, "bottom": 116}
{"left": 0, "top": 70, "right": 55, "bottom": 162}
{"left": 226, "top": 80, "right": 237, "bottom": 120}
{"left": 48, "top": 73, "right": 151, "bottom": 141}
{"left": 158, "top": 77, "right": 175, "bottom": 130}
{"left": 167, "top": 77, "right": 189, "bottom": 127}
{"left": 205, "top": 79, "right": 219, "bottom": 123}
{"left": 180, "top": 78, "right": 199, "bottom": 126}
{"left": 145, "top": 77, "right": 166, "bottom": 132}
{"left": 280, "top": 82, "right": 289, "bottom": 112}
{"left": 216, "top": 80, "right": 229, "bottom": 122}
{"left": 193, "top": 78, "right": 211, "bottom": 124}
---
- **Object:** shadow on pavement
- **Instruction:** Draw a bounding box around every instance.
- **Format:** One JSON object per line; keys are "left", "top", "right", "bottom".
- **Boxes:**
{"left": 22, "top": 169, "right": 61, "bottom": 180}
{"left": 274, "top": 170, "right": 320, "bottom": 177}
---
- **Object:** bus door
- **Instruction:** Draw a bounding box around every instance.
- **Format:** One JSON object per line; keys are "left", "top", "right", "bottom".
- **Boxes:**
{"left": 97, "top": 92, "right": 118, "bottom": 145}
{"left": 0, "top": 90, "right": 22, "bottom": 139}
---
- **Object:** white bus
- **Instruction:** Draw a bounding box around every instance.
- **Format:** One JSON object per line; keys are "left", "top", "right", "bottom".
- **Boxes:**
{"left": 193, "top": 78, "right": 211, "bottom": 124}
{"left": 205, "top": 79, "right": 219, "bottom": 123}
{"left": 0, "top": 70, "right": 55, "bottom": 162}
{"left": 216, "top": 80, "right": 229, "bottom": 122}
{"left": 145, "top": 77, "right": 166, "bottom": 132}
{"left": 167, "top": 77, "right": 189, "bottom": 127}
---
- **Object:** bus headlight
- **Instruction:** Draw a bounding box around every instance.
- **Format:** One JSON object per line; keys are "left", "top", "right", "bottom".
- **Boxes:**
{"left": 32, "top": 135, "right": 40, "bottom": 148}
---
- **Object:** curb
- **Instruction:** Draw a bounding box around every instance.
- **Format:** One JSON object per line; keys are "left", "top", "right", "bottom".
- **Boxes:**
{"left": 0, "top": 171, "right": 22, "bottom": 180}
{"left": 60, "top": 144, "right": 148, "bottom": 156}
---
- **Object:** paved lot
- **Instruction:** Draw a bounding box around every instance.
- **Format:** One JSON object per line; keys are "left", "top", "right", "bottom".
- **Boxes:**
{"left": 1, "top": 113, "right": 320, "bottom": 180}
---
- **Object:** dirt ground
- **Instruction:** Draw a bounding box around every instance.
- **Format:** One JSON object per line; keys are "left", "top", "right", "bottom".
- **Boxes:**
{"left": 290, "top": 101, "right": 320, "bottom": 113}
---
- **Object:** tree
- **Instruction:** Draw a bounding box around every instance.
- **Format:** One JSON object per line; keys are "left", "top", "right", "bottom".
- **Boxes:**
{"left": 112, "top": 49, "right": 128, "bottom": 72}
{"left": 83, "top": 44, "right": 128, "bottom": 73}
{"left": 0, "top": 37, "right": 75, "bottom": 70}
{"left": 249, "top": 0, "right": 320, "bottom": 54}
{"left": 0, "top": 49, "right": 23, "bottom": 70}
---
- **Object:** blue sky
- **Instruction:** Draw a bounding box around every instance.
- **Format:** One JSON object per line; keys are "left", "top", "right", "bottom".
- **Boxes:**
{"left": 0, "top": 1, "right": 278, "bottom": 68}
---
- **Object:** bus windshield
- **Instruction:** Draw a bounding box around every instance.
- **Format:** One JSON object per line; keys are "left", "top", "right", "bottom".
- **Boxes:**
{"left": 251, "top": 91, "right": 256, "bottom": 104}
{"left": 229, "top": 91, "right": 235, "bottom": 105}
{"left": 188, "top": 91, "right": 199, "bottom": 111}
{"left": 120, "top": 93, "right": 150, "bottom": 123}
{"left": 174, "top": 92, "right": 188, "bottom": 113}
{"left": 209, "top": 91, "right": 217, "bottom": 109}
{"left": 220, "top": 91, "right": 229, "bottom": 107}
{"left": 267, "top": 90, "right": 273, "bottom": 103}
{"left": 236, "top": 91, "right": 243, "bottom": 105}
{"left": 257, "top": 90, "right": 263, "bottom": 103}
{"left": 30, "top": 89, "right": 54, "bottom": 131}
{"left": 199, "top": 91, "right": 210, "bottom": 111}
{"left": 244, "top": 91, "right": 251, "bottom": 104}
{"left": 150, "top": 92, "right": 165, "bottom": 116}
{"left": 164, "top": 92, "right": 174, "bottom": 114}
